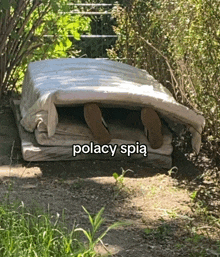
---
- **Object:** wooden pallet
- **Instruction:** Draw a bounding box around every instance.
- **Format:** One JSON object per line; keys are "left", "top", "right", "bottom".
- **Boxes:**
{"left": 11, "top": 100, "right": 172, "bottom": 168}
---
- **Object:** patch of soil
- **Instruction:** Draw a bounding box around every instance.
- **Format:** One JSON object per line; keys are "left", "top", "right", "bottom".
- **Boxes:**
{"left": 0, "top": 99, "right": 219, "bottom": 256}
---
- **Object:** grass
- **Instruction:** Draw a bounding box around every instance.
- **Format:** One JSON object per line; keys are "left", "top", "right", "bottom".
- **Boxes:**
{"left": 113, "top": 168, "right": 133, "bottom": 189}
{"left": 0, "top": 201, "right": 119, "bottom": 257}
{"left": 75, "top": 207, "right": 124, "bottom": 253}
{"left": 112, "top": 168, "right": 134, "bottom": 199}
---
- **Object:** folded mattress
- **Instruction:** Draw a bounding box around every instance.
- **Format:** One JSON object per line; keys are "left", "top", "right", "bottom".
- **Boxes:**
{"left": 20, "top": 58, "right": 205, "bottom": 153}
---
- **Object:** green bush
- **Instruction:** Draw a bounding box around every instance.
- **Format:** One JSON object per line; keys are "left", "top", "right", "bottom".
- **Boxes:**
{"left": 107, "top": 1, "right": 172, "bottom": 92}
{"left": 0, "top": 0, "right": 91, "bottom": 95}
{"left": 108, "top": 0, "right": 220, "bottom": 157}
{"left": 156, "top": 0, "right": 220, "bottom": 154}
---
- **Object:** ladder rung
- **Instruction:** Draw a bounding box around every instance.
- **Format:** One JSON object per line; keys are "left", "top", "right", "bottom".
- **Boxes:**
{"left": 43, "top": 35, "right": 117, "bottom": 38}
{"left": 60, "top": 11, "right": 112, "bottom": 15}
{"left": 67, "top": 3, "right": 113, "bottom": 6}
{"left": 80, "top": 35, "right": 117, "bottom": 38}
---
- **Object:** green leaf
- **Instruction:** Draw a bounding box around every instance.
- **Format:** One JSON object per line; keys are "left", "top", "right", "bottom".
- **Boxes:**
{"left": 64, "top": 38, "right": 72, "bottom": 49}
{"left": 73, "top": 31, "right": 80, "bottom": 41}
{"left": 113, "top": 173, "right": 119, "bottom": 180}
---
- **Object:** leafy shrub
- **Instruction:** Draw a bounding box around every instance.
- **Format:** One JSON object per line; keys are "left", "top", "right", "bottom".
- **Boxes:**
{"left": 107, "top": 1, "right": 172, "bottom": 92}
{"left": 0, "top": 0, "right": 91, "bottom": 95}
{"left": 156, "top": 0, "right": 220, "bottom": 155}
{"left": 108, "top": 0, "right": 220, "bottom": 157}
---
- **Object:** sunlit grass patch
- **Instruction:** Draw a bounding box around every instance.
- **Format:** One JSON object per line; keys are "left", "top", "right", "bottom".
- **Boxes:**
{"left": 0, "top": 201, "right": 120, "bottom": 257}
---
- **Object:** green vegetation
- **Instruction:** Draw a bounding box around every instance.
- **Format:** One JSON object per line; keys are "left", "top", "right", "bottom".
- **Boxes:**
{"left": 113, "top": 168, "right": 133, "bottom": 190}
{"left": 167, "top": 166, "right": 178, "bottom": 177}
{"left": 112, "top": 168, "right": 134, "bottom": 199}
{"left": 75, "top": 206, "right": 123, "bottom": 252}
{"left": 0, "top": 0, "right": 91, "bottom": 95}
{"left": 0, "top": 201, "right": 118, "bottom": 256}
{"left": 108, "top": 0, "right": 220, "bottom": 158}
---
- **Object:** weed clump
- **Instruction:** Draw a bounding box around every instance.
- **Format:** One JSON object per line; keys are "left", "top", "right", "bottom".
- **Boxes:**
{"left": 0, "top": 201, "right": 119, "bottom": 256}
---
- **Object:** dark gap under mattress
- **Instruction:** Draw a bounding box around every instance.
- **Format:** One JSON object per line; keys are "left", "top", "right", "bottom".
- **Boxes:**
{"left": 34, "top": 105, "right": 173, "bottom": 157}
{"left": 56, "top": 105, "right": 145, "bottom": 131}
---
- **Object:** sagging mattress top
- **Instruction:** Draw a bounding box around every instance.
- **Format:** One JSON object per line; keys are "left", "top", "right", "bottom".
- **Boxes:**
{"left": 20, "top": 58, "right": 205, "bottom": 153}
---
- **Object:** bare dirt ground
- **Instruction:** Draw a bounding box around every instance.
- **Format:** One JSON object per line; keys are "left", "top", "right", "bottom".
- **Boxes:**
{"left": 0, "top": 99, "right": 219, "bottom": 256}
